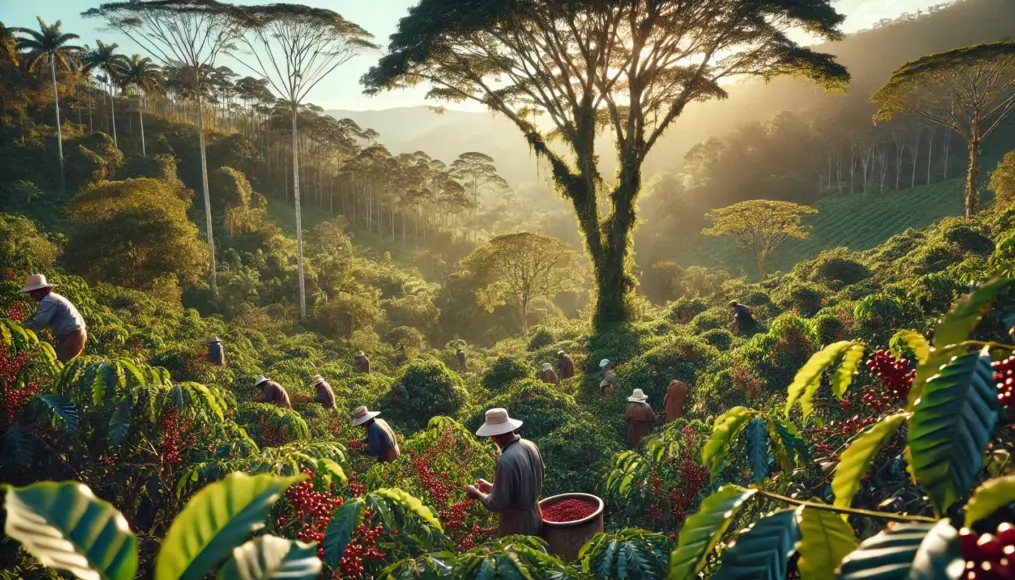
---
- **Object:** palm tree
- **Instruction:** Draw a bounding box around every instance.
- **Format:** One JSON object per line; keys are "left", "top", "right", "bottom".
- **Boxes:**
{"left": 81, "top": 40, "right": 125, "bottom": 147}
{"left": 117, "top": 55, "right": 162, "bottom": 156}
{"left": 14, "top": 17, "right": 82, "bottom": 188}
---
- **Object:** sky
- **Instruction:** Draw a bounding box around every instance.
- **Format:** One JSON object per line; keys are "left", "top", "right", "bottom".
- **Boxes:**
{"left": 0, "top": 0, "right": 945, "bottom": 111}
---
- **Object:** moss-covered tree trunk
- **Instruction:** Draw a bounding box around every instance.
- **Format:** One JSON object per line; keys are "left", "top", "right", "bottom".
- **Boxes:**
{"left": 966, "top": 135, "right": 981, "bottom": 218}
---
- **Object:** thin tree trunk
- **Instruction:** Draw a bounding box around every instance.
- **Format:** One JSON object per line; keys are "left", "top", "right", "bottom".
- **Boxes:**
{"left": 109, "top": 84, "right": 118, "bottom": 147}
{"left": 50, "top": 58, "right": 65, "bottom": 190}
{"left": 926, "top": 132, "right": 935, "bottom": 185}
{"left": 139, "top": 97, "right": 146, "bottom": 156}
{"left": 943, "top": 132, "right": 951, "bottom": 180}
{"left": 196, "top": 91, "right": 218, "bottom": 294}
{"left": 87, "top": 87, "right": 93, "bottom": 133}
{"left": 967, "top": 138, "right": 981, "bottom": 218}
{"left": 292, "top": 104, "right": 307, "bottom": 320}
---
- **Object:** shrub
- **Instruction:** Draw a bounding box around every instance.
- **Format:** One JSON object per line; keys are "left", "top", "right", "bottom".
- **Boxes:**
{"left": 667, "top": 296, "right": 708, "bottom": 324}
{"left": 380, "top": 361, "right": 468, "bottom": 431}
{"left": 699, "top": 328, "right": 735, "bottom": 351}
{"left": 642, "top": 261, "right": 683, "bottom": 304}
{"left": 464, "top": 380, "right": 579, "bottom": 440}
{"left": 481, "top": 356, "right": 531, "bottom": 393}
{"left": 803, "top": 247, "right": 872, "bottom": 288}
{"left": 942, "top": 222, "right": 994, "bottom": 254}
{"left": 537, "top": 416, "right": 620, "bottom": 496}
{"left": 689, "top": 307, "right": 729, "bottom": 333}
{"left": 527, "top": 326, "right": 555, "bottom": 351}
{"left": 909, "top": 243, "right": 964, "bottom": 275}
{"left": 809, "top": 310, "right": 850, "bottom": 345}
{"left": 783, "top": 281, "right": 827, "bottom": 317}
{"left": 235, "top": 402, "right": 310, "bottom": 448}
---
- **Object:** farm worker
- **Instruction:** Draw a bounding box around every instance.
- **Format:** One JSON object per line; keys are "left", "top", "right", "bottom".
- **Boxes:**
{"left": 255, "top": 375, "right": 291, "bottom": 409}
{"left": 311, "top": 375, "right": 336, "bottom": 409}
{"left": 355, "top": 351, "right": 370, "bottom": 373}
{"left": 19, "top": 274, "right": 87, "bottom": 362}
{"left": 625, "top": 388, "right": 656, "bottom": 447}
{"left": 599, "top": 359, "right": 617, "bottom": 398}
{"left": 556, "top": 351, "right": 575, "bottom": 379}
{"left": 664, "top": 380, "right": 690, "bottom": 422}
{"left": 466, "top": 408, "right": 545, "bottom": 538}
{"left": 539, "top": 363, "right": 559, "bottom": 385}
{"left": 392, "top": 381, "right": 409, "bottom": 403}
{"left": 351, "top": 406, "right": 400, "bottom": 463}
{"left": 207, "top": 337, "right": 225, "bottom": 366}
{"left": 730, "top": 300, "right": 755, "bottom": 333}
{"left": 457, "top": 347, "right": 467, "bottom": 370}
{"left": 396, "top": 344, "right": 408, "bottom": 365}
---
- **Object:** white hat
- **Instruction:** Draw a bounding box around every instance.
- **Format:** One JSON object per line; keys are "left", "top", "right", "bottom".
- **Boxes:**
{"left": 542, "top": 363, "right": 552, "bottom": 372}
{"left": 475, "top": 408, "right": 523, "bottom": 437}
{"left": 209, "top": 336, "right": 221, "bottom": 343}
{"left": 19, "top": 274, "right": 56, "bottom": 293}
{"left": 254, "top": 375, "right": 269, "bottom": 387}
{"left": 356, "top": 351, "right": 366, "bottom": 358}
{"left": 628, "top": 388, "right": 649, "bottom": 402}
{"left": 557, "top": 351, "right": 566, "bottom": 356}
{"left": 599, "top": 359, "right": 610, "bottom": 369}
{"left": 310, "top": 375, "right": 325, "bottom": 387}
{"left": 351, "top": 405, "right": 381, "bottom": 427}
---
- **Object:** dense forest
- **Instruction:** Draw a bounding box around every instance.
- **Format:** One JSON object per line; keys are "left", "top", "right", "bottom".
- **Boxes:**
{"left": 2, "top": 0, "right": 1015, "bottom": 579}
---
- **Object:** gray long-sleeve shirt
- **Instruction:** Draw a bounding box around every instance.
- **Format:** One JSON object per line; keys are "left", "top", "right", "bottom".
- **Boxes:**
{"left": 481, "top": 436, "right": 544, "bottom": 536}
{"left": 360, "top": 419, "right": 397, "bottom": 457}
{"left": 22, "top": 293, "right": 85, "bottom": 337}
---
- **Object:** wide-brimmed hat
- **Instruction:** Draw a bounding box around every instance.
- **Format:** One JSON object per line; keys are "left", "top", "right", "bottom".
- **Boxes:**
{"left": 541, "top": 363, "right": 552, "bottom": 372}
{"left": 351, "top": 406, "right": 381, "bottom": 427}
{"left": 254, "top": 375, "right": 269, "bottom": 387}
{"left": 476, "top": 408, "right": 523, "bottom": 437}
{"left": 356, "top": 351, "right": 366, "bottom": 358}
{"left": 628, "top": 388, "right": 649, "bottom": 402}
{"left": 209, "top": 336, "right": 221, "bottom": 343}
{"left": 19, "top": 274, "right": 56, "bottom": 293}
{"left": 310, "top": 375, "right": 325, "bottom": 387}
{"left": 557, "top": 350, "right": 566, "bottom": 356}
{"left": 599, "top": 359, "right": 610, "bottom": 368}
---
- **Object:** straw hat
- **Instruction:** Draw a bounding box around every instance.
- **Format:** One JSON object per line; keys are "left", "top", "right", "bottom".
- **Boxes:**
{"left": 541, "top": 363, "right": 552, "bottom": 372}
{"left": 628, "top": 388, "right": 649, "bottom": 403}
{"left": 476, "top": 408, "right": 523, "bottom": 437}
{"left": 254, "top": 375, "right": 269, "bottom": 387}
{"left": 557, "top": 350, "right": 566, "bottom": 356}
{"left": 599, "top": 359, "right": 610, "bottom": 368}
{"left": 209, "top": 336, "right": 221, "bottom": 343}
{"left": 19, "top": 274, "right": 56, "bottom": 293}
{"left": 351, "top": 405, "right": 381, "bottom": 427}
{"left": 356, "top": 351, "right": 366, "bottom": 358}
{"left": 310, "top": 375, "right": 325, "bottom": 387}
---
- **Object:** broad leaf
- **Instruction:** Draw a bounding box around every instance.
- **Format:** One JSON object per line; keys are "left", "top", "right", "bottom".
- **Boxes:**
{"left": 701, "top": 407, "right": 757, "bottom": 477}
{"left": 109, "top": 401, "right": 131, "bottom": 447}
{"left": 837, "top": 520, "right": 963, "bottom": 580}
{"left": 667, "top": 485, "right": 756, "bottom": 580}
{"left": 36, "top": 394, "right": 79, "bottom": 433}
{"left": 3, "top": 427, "right": 34, "bottom": 466}
{"left": 934, "top": 279, "right": 1015, "bottom": 348}
{"left": 4, "top": 481, "right": 138, "bottom": 580}
{"left": 155, "top": 472, "right": 303, "bottom": 580}
{"left": 797, "top": 506, "right": 858, "bottom": 580}
{"left": 712, "top": 509, "right": 799, "bottom": 580}
{"left": 832, "top": 413, "right": 908, "bottom": 510}
{"left": 831, "top": 343, "right": 865, "bottom": 399}
{"left": 907, "top": 345, "right": 961, "bottom": 412}
{"left": 316, "top": 458, "right": 348, "bottom": 487}
{"left": 747, "top": 418, "right": 768, "bottom": 484}
{"left": 217, "top": 535, "right": 321, "bottom": 580}
{"left": 907, "top": 349, "right": 999, "bottom": 516}
{"left": 372, "top": 488, "right": 443, "bottom": 532}
{"left": 890, "top": 330, "right": 930, "bottom": 364}
{"left": 964, "top": 474, "right": 1015, "bottom": 527}
{"left": 323, "top": 497, "right": 364, "bottom": 568}
{"left": 785, "top": 341, "right": 855, "bottom": 420}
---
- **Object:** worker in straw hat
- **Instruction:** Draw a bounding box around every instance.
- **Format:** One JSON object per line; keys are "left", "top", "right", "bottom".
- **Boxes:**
{"left": 311, "top": 375, "right": 336, "bottom": 410}
{"left": 599, "top": 359, "right": 617, "bottom": 398}
{"left": 206, "top": 337, "right": 225, "bottom": 367}
{"left": 19, "top": 274, "right": 87, "bottom": 362}
{"left": 556, "top": 350, "right": 575, "bottom": 380}
{"left": 255, "top": 375, "right": 291, "bottom": 409}
{"left": 625, "top": 388, "right": 656, "bottom": 448}
{"left": 350, "top": 406, "right": 400, "bottom": 463}
{"left": 355, "top": 351, "right": 370, "bottom": 374}
{"left": 466, "top": 408, "right": 545, "bottom": 537}
{"left": 539, "top": 362, "right": 559, "bottom": 385}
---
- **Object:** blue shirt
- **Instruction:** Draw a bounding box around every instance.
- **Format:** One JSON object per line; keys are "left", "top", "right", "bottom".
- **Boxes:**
{"left": 734, "top": 304, "right": 752, "bottom": 319}
{"left": 361, "top": 419, "right": 396, "bottom": 457}
{"left": 22, "top": 293, "right": 85, "bottom": 337}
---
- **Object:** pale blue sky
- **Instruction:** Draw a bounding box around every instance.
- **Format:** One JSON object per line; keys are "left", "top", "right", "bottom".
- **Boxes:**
{"left": 1, "top": 0, "right": 942, "bottom": 111}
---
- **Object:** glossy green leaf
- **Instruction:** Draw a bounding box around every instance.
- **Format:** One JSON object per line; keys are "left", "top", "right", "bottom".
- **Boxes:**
{"left": 890, "top": 329, "right": 930, "bottom": 364}
{"left": 907, "top": 345, "right": 961, "bottom": 412}
{"left": 837, "top": 520, "right": 963, "bottom": 580}
{"left": 831, "top": 343, "right": 865, "bottom": 399}
{"left": 747, "top": 418, "right": 769, "bottom": 484}
{"left": 316, "top": 458, "right": 347, "bottom": 487}
{"left": 934, "top": 279, "right": 1015, "bottom": 347}
{"left": 372, "top": 488, "right": 443, "bottom": 532}
{"left": 3, "top": 427, "right": 34, "bottom": 466}
{"left": 4, "top": 481, "right": 138, "bottom": 580}
{"left": 667, "top": 485, "right": 756, "bottom": 579}
{"left": 908, "top": 349, "right": 999, "bottom": 516}
{"left": 964, "top": 474, "right": 1015, "bottom": 527}
{"left": 797, "top": 506, "right": 857, "bottom": 580}
{"left": 217, "top": 535, "right": 321, "bottom": 580}
{"left": 155, "top": 472, "right": 303, "bottom": 580}
{"left": 109, "top": 401, "right": 131, "bottom": 447}
{"left": 701, "top": 407, "right": 757, "bottom": 477}
{"left": 832, "top": 413, "right": 908, "bottom": 510}
{"left": 712, "top": 509, "right": 799, "bottom": 580}
{"left": 785, "top": 341, "right": 854, "bottom": 420}
{"left": 36, "top": 394, "right": 78, "bottom": 433}
{"left": 322, "top": 497, "right": 364, "bottom": 568}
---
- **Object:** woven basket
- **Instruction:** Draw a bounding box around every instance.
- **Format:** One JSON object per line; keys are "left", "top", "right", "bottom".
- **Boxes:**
{"left": 538, "top": 493, "right": 604, "bottom": 562}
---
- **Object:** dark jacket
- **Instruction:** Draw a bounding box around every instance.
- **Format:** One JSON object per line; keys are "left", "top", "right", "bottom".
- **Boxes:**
{"left": 356, "top": 356, "right": 371, "bottom": 373}
{"left": 261, "top": 381, "right": 291, "bottom": 409}
{"left": 361, "top": 419, "right": 400, "bottom": 462}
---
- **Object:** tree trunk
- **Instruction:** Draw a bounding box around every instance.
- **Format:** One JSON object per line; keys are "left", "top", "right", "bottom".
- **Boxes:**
{"left": 196, "top": 91, "right": 218, "bottom": 294}
{"left": 292, "top": 103, "right": 307, "bottom": 320}
{"left": 756, "top": 252, "right": 766, "bottom": 282}
{"left": 926, "top": 132, "right": 935, "bottom": 185}
{"left": 109, "top": 85, "right": 118, "bottom": 148}
{"left": 943, "top": 132, "right": 951, "bottom": 180}
{"left": 50, "top": 58, "right": 65, "bottom": 190}
{"left": 87, "top": 88, "right": 93, "bottom": 133}
{"left": 139, "top": 98, "right": 146, "bottom": 156}
{"left": 966, "top": 138, "right": 981, "bottom": 218}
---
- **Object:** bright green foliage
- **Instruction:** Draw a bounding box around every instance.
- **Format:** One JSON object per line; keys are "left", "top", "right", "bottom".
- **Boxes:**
{"left": 667, "top": 485, "right": 756, "bottom": 579}
{"left": 323, "top": 497, "right": 363, "bottom": 568}
{"left": 784, "top": 340, "right": 856, "bottom": 419}
{"left": 831, "top": 343, "right": 865, "bottom": 399}
{"left": 832, "top": 413, "right": 909, "bottom": 510}
{"left": 372, "top": 488, "right": 443, "bottom": 533}
{"left": 454, "top": 536, "right": 572, "bottom": 579}
{"left": 890, "top": 329, "right": 930, "bottom": 364}
{"left": 837, "top": 520, "right": 963, "bottom": 580}
{"left": 796, "top": 506, "right": 858, "bottom": 580}
{"left": 711, "top": 509, "right": 799, "bottom": 580}
{"left": 933, "top": 278, "right": 1015, "bottom": 348}
{"left": 746, "top": 418, "right": 769, "bottom": 484}
{"left": 907, "top": 349, "right": 999, "bottom": 516}
{"left": 380, "top": 361, "right": 468, "bottom": 432}
{"left": 701, "top": 407, "right": 757, "bottom": 477}
{"left": 964, "top": 474, "right": 1015, "bottom": 527}
{"left": 578, "top": 529, "right": 670, "bottom": 579}
{"left": 991, "top": 149, "right": 1015, "bottom": 206}
{"left": 217, "top": 535, "right": 321, "bottom": 580}
{"left": 4, "top": 481, "right": 139, "bottom": 580}
{"left": 702, "top": 200, "right": 818, "bottom": 280}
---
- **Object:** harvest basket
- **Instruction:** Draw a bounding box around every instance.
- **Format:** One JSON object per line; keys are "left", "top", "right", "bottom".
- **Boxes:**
{"left": 538, "top": 493, "right": 604, "bottom": 561}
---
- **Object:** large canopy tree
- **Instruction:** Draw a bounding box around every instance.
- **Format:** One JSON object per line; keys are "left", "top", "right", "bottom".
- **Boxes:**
{"left": 702, "top": 199, "right": 817, "bottom": 281}
{"left": 363, "top": 0, "right": 849, "bottom": 327}
{"left": 872, "top": 41, "right": 1015, "bottom": 218}
{"left": 236, "top": 4, "right": 375, "bottom": 320}
{"left": 450, "top": 152, "right": 508, "bottom": 243}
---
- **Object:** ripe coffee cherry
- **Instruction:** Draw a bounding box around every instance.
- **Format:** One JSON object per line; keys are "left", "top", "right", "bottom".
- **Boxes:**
{"left": 542, "top": 498, "right": 597, "bottom": 523}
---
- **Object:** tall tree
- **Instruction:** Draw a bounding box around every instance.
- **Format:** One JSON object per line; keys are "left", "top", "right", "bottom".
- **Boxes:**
{"left": 14, "top": 17, "right": 83, "bottom": 189}
{"left": 363, "top": 0, "right": 848, "bottom": 327}
{"left": 116, "top": 54, "right": 162, "bottom": 156}
{"left": 81, "top": 40, "right": 126, "bottom": 147}
{"left": 872, "top": 41, "right": 1015, "bottom": 217}
{"left": 85, "top": 0, "right": 248, "bottom": 295}
{"left": 462, "top": 232, "right": 581, "bottom": 336}
{"left": 702, "top": 199, "right": 817, "bottom": 281}
{"left": 236, "top": 4, "right": 375, "bottom": 320}
{"left": 450, "top": 152, "right": 508, "bottom": 243}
